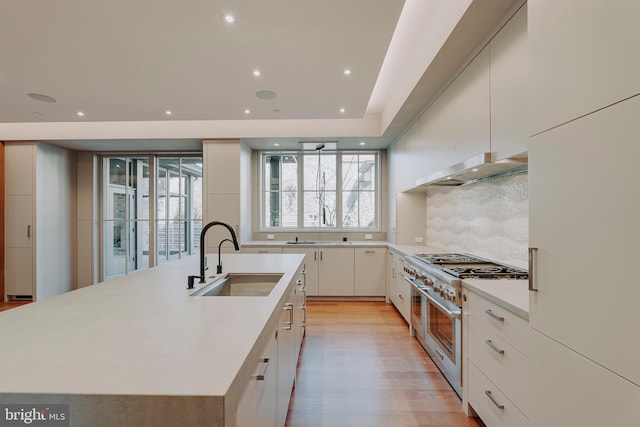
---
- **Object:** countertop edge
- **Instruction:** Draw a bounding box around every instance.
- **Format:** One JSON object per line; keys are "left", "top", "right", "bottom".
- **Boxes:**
{"left": 462, "top": 279, "right": 529, "bottom": 320}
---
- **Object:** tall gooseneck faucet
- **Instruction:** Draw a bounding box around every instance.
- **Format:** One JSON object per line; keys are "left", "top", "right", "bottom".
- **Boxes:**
{"left": 188, "top": 221, "right": 239, "bottom": 289}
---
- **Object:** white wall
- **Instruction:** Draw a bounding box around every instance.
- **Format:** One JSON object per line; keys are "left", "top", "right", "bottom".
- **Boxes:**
{"left": 35, "top": 143, "right": 77, "bottom": 299}
{"left": 76, "top": 152, "right": 98, "bottom": 287}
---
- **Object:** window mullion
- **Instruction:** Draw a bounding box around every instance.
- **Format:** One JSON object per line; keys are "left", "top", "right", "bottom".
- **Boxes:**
{"left": 336, "top": 152, "right": 342, "bottom": 229}
{"left": 298, "top": 151, "right": 304, "bottom": 229}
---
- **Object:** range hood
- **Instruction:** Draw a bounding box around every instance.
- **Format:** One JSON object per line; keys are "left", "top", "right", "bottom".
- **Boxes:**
{"left": 415, "top": 152, "right": 527, "bottom": 188}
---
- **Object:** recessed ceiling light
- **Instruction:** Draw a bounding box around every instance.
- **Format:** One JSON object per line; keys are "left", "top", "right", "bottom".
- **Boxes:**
{"left": 344, "top": 69, "right": 352, "bottom": 76}
{"left": 76, "top": 111, "right": 85, "bottom": 117}
{"left": 244, "top": 109, "right": 251, "bottom": 115}
{"left": 28, "top": 93, "right": 56, "bottom": 103}
{"left": 359, "top": 141, "right": 366, "bottom": 146}
{"left": 165, "top": 110, "right": 173, "bottom": 116}
{"left": 339, "top": 107, "right": 346, "bottom": 113}
{"left": 253, "top": 69, "right": 261, "bottom": 77}
{"left": 472, "top": 168, "right": 479, "bottom": 172}
{"left": 224, "top": 14, "right": 235, "bottom": 23}
{"left": 446, "top": 176, "right": 452, "bottom": 180}
{"left": 274, "top": 143, "right": 280, "bottom": 147}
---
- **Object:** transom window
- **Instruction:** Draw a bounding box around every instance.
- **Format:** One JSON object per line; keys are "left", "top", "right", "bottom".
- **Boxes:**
{"left": 261, "top": 150, "right": 379, "bottom": 230}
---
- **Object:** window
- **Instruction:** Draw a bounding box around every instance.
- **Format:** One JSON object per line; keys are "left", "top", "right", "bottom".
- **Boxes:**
{"left": 261, "top": 150, "right": 379, "bottom": 230}
{"left": 101, "top": 155, "right": 202, "bottom": 280}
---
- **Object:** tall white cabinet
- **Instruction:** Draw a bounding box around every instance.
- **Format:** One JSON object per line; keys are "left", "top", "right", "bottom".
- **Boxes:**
{"left": 4, "top": 142, "right": 76, "bottom": 301}
{"left": 528, "top": 0, "right": 640, "bottom": 424}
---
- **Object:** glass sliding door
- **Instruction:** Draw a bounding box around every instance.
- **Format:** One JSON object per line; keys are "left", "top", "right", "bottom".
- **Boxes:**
{"left": 102, "top": 155, "right": 202, "bottom": 280}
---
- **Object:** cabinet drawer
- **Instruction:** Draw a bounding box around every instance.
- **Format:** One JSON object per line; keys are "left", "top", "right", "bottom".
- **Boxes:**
{"left": 467, "top": 290, "right": 529, "bottom": 355}
{"left": 468, "top": 360, "right": 529, "bottom": 427}
{"left": 467, "top": 320, "right": 529, "bottom": 416}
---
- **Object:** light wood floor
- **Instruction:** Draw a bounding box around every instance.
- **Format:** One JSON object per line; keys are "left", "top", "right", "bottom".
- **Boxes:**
{"left": 285, "top": 301, "right": 483, "bottom": 427}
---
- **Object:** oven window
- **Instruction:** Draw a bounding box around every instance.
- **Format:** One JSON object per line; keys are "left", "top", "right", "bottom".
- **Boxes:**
{"left": 428, "top": 301, "right": 455, "bottom": 360}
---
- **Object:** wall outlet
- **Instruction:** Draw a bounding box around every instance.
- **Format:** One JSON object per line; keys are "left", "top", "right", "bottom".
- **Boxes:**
{"left": 267, "top": 234, "right": 275, "bottom": 240}
{"left": 364, "top": 234, "right": 372, "bottom": 240}
{"left": 415, "top": 236, "right": 424, "bottom": 243}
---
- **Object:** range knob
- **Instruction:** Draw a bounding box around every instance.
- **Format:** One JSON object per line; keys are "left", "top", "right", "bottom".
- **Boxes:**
{"left": 424, "top": 278, "right": 433, "bottom": 287}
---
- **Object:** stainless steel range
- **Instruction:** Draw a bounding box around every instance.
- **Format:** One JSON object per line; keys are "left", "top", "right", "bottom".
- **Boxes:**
{"left": 403, "top": 253, "right": 527, "bottom": 398}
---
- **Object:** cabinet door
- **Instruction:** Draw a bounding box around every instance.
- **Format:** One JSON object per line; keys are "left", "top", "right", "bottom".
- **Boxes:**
{"left": 5, "top": 248, "right": 33, "bottom": 297}
{"left": 489, "top": 4, "right": 528, "bottom": 160}
{"left": 530, "top": 330, "right": 640, "bottom": 427}
{"left": 5, "top": 143, "right": 34, "bottom": 195}
{"left": 5, "top": 195, "right": 33, "bottom": 248}
{"left": 529, "top": 96, "right": 640, "bottom": 385}
{"left": 529, "top": 0, "right": 640, "bottom": 134}
{"left": 282, "top": 247, "right": 318, "bottom": 296}
{"left": 317, "top": 248, "right": 354, "bottom": 296}
{"left": 236, "top": 331, "right": 277, "bottom": 427}
{"left": 354, "top": 248, "right": 385, "bottom": 296}
{"left": 386, "top": 251, "right": 396, "bottom": 303}
{"left": 276, "top": 295, "right": 295, "bottom": 427}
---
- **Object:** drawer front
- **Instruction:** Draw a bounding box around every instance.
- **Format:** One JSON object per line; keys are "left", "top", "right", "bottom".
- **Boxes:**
{"left": 468, "top": 360, "right": 529, "bottom": 427}
{"left": 467, "top": 290, "right": 529, "bottom": 355}
{"left": 467, "top": 320, "right": 529, "bottom": 416}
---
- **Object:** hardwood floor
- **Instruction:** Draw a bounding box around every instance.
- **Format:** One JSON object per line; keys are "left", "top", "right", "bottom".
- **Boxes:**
{"left": 0, "top": 301, "right": 31, "bottom": 312}
{"left": 285, "top": 301, "right": 483, "bottom": 427}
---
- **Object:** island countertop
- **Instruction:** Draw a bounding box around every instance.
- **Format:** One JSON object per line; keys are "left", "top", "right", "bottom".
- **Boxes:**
{"left": 0, "top": 253, "right": 304, "bottom": 398}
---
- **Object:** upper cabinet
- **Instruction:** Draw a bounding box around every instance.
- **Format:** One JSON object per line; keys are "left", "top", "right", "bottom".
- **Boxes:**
{"left": 490, "top": 4, "right": 528, "bottom": 160}
{"left": 529, "top": 0, "right": 640, "bottom": 135}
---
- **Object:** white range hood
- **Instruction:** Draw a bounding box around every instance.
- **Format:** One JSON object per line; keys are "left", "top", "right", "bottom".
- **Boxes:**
{"left": 414, "top": 152, "right": 527, "bottom": 188}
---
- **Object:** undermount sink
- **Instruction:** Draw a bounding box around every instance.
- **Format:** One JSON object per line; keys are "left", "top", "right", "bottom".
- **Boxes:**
{"left": 286, "top": 241, "right": 317, "bottom": 244}
{"left": 191, "top": 273, "right": 283, "bottom": 297}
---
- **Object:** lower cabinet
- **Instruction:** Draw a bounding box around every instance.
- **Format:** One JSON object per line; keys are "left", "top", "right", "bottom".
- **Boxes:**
{"left": 317, "top": 247, "right": 354, "bottom": 296}
{"left": 388, "top": 252, "right": 410, "bottom": 322}
{"left": 236, "top": 332, "right": 277, "bottom": 427}
{"left": 237, "top": 271, "right": 305, "bottom": 427}
{"left": 354, "top": 248, "right": 385, "bottom": 296}
{"left": 463, "top": 289, "right": 529, "bottom": 427}
{"left": 282, "top": 247, "right": 319, "bottom": 296}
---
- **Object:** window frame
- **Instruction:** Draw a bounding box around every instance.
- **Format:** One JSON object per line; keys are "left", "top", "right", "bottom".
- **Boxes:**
{"left": 258, "top": 150, "right": 381, "bottom": 231}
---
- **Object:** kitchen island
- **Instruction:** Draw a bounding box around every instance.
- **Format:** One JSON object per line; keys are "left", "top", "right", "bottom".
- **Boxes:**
{"left": 0, "top": 253, "right": 305, "bottom": 427}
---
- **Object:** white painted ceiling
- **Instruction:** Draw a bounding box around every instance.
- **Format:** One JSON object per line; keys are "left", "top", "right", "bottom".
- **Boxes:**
{"left": 0, "top": 0, "right": 519, "bottom": 151}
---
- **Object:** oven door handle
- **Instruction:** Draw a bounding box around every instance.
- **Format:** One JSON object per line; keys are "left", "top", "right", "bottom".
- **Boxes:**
{"left": 424, "top": 288, "right": 461, "bottom": 319}
{"left": 404, "top": 276, "right": 461, "bottom": 319}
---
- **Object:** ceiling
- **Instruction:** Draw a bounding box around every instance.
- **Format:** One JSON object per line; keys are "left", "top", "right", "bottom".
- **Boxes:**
{"left": 0, "top": 0, "right": 520, "bottom": 151}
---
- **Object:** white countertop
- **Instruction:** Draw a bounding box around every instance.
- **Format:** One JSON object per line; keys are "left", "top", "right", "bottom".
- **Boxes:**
{"left": 242, "top": 240, "right": 388, "bottom": 247}
{"left": 0, "top": 253, "right": 304, "bottom": 397}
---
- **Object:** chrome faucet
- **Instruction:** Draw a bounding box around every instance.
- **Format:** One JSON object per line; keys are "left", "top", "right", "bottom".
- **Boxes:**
{"left": 187, "top": 221, "right": 239, "bottom": 289}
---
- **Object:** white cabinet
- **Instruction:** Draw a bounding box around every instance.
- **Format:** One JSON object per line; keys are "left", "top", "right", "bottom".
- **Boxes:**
{"left": 354, "top": 248, "right": 385, "bottom": 296}
{"left": 529, "top": 96, "right": 640, "bottom": 386}
{"left": 388, "top": 253, "right": 409, "bottom": 323}
{"left": 489, "top": 4, "right": 528, "bottom": 160}
{"left": 530, "top": 330, "right": 640, "bottom": 427}
{"left": 529, "top": 78, "right": 640, "bottom": 424}
{"left": 276, "top": 289, "right": 296, "bottom": 427}
{"left": 293, "top": 273, "right": 306, "bottom": 361}
{"left": 317, "top": 247, "right": 354, "bottom": 296}
{"left": 236, "top": 330, "right": 277, "bottom": 427}
{"left": 5, "top": 142, "right": 75, "bottom": 301}
{"left": 529, "top": 0, "right": 640, "bottom": 135}
{"left": 463, "top": 290, "right": 529, "bottom": 426}
{"left": 282, "top": 247, "right": 319, "bottom": 296}
{"left": 4, "top": 144, "right": 35, "bottom": 300}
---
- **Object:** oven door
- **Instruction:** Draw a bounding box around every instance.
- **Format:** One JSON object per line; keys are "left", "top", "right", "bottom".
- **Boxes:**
{"left": 424, "top": 291, "right": 462, "bottom": 397}
{"left": 410, "top": 283, "right": 426, "bottom": 343}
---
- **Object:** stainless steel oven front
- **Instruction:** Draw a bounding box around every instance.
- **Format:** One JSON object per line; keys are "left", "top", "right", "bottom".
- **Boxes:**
{"left": 424, "top": 289, "right": 462, "bottom": 397}
{"left": 410, "top": 282, "right": 426, "bottom": 346}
